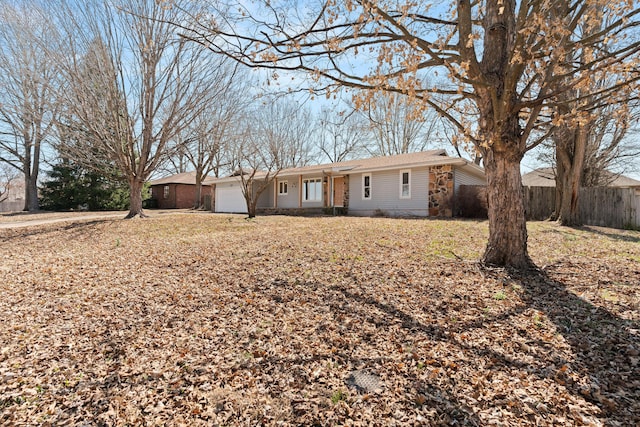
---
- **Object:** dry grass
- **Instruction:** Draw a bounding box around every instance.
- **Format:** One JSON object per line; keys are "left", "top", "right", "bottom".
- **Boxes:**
{"left": 1, "top": 213, "right": 638, "bottom": 426}
{"left": 0, "top": 211, "right": 124, "bottom": 223}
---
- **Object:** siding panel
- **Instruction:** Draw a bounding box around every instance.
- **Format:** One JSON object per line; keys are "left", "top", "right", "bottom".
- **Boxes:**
{"left": 348, "top": 168, "right": 429, "bottom": 216}
{"left": 256, "top": 183, "right": 274, "bottom": 208}
{"left": 276, "top": 178, "right": 299, "bottom": 208}
{"left": 454, "top": 167, "right": 486, "bottom": 191}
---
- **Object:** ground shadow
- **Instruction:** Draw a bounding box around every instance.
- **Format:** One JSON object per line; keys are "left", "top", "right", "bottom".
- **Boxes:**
{"left": 578, "top": 225, "right": 640, "bottom": 243}
{"left": 264, "top": 263, "right": 639, "bottom": 425}
{"left": 506, "top": 267, "right": 639, "bottom": 425}
{"left": 0, "top": 219, "right": 118, "bottom": 242}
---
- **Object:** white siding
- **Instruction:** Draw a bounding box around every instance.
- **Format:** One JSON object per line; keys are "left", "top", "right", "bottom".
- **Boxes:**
{"left": 256, "top": 183, "right": 274, "bottom": 208}
{"left": 276, "top": 178, "right": 299, "bottom": 208}
{"left": 454, "top": 167, "right": 486, "bottom": 191}
{"left": 348, "top": 167, "right": 429, "bottom": 216}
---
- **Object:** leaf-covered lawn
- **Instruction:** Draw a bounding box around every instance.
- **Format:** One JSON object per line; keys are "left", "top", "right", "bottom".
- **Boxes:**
{"left": 1, "top": 214, "right": 638, "bottom": 426}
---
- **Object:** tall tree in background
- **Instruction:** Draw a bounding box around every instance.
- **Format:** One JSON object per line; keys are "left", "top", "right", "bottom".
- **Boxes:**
{"left": 39, "top": 158, "right": 130, "bottom": 211}
{"left": 233, "top": 99, "right": 315, "bottom": 218}
{"left": 0, "top": 163, "right": 17, "bottom": 204}
{"left": 180, "top": 0, "right": 640, "bottom": 268}
{"left": 581, "top": 105, "right": 640, "bottom": 186}
{"left": 361, "top": 92, "right": 438, "bottom": 156}
{"left": 535, "top": 94, "right": 639, "bottom": 211}
{"left": 55, "top": 0, "right": 217, "bottom": 218}
{"left": 316, "top": 108, "right": 367, "bottom": 163}
{"left": 0, "top": 1, "right": 60, "bottom": 211}
{"left": 551, "top": 2, "right": 598, "bottom": 226}
{"left": 166, "top": 60, "right": 250, "bottom": 208}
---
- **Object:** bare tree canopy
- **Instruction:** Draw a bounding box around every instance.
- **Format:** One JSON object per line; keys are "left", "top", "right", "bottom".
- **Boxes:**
{"left": 360, "top": 92, "right": 439, "bottom": 156}
{"left": 0, "top": 0, "right": 60, "bottom": 211}
{"left": 232, "top": 98, "right": 315, "bottom": 218}
{"left": 316, "top": 107, "right": 368, "bottom": 163}
{"left": 581, "top": 105, "right": 640, "bottom": 185}
{"left": 162, "top": 58, "right": 252, "bottom": 209}
{"left": 53, "top": 0, "right": 220, "bottom": 218}
{"left": 179, "top": 0, "right": 640, "bottom": 268}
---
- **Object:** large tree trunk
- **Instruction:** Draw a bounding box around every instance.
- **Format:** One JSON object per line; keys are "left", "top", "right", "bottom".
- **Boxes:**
{"left": 247, "top": 200, "right": 257, "bottom": 218}
{"left": 193, "top": 170, "right": 203, "bottom": 209}
{"left": 244, "top": 190, "right": 256, "bottom": 218}
{"left": 555, "top": 126, "right": 587, "bottom": 226}
{"left": 482, "top": 149, "right": 532, "bottom": 269}
{"left": 22, "top": 142, "right": 40, "bottom": 212}
{"left": 473, "top": 1, "right": 532, "bottom": 269}
{"left": 125, "top": 178, "right": 147, "bottom": 219}
{"left": 26, "top": 177, "right": 39, "bottom": 212}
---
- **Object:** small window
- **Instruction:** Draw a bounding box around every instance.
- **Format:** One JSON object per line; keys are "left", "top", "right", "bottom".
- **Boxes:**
{"left": 363, "top": 174, "right": 371, "bottom": 200}
{"left": 400, "top": 170, "right": 411, "bottom": 199}
{"left": 163, "top": 185, "right": 169, "bottom": 199}
{"left": 278, "top": 180, "right": 288, "bottom": 195}
{"left": 303, "top": 178, "right": 322, "bottom": 201}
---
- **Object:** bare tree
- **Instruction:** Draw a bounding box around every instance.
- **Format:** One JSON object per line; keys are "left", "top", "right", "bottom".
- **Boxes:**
{"left": 534, "top": 96, "right": 640, "bottom": 202}
{"left": 316, "top": 107, "right": 367, "bottom": 163}
{"left": 0, "top": 163, "right": 17, "bottom": 204}
{"left": 166, "top": 60, "right": 251, "bottom": 208}
{"left": 179, "top": 0, "right": 640, "bottom": 268}
{"left": 360, "top": 92, "right": 439, "bottom": 156}
{"left": 550, "top": 3, "right": 599, "bottom": 226}
{"left": 233, "top": 99, "right": 314, "bottom": 218}
{"left": 54, "top": 0, "right": 218, "bottom": 218}
{"left": 0, "top": 1, "right": 60, "bottom": 211}
{"left": 581, "top": 105, "right": 640, "bottom": 186}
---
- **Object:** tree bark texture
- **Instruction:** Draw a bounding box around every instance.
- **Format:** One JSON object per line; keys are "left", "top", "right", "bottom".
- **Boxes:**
{"left": 194, "top": 169, "right": 203, "bottom": 209}
{"left": 125, "top": 178, "right": 147, "bottom": 219}
{"left": 482, "top": 149, "right": 532, "bottom": 269}
{"left": 473, "top": 0, "right": 532, "bottom": 269}
{"left": 555, "top": 126, "right": 588, "bottom": 226}
{"left": 23, "top": 173, "right": 40, "bottom": 212}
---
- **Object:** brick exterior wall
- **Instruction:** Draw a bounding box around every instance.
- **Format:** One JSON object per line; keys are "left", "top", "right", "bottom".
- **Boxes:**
{"left": 428, "top": 165, "right": 454, "bottom": 217}
{"left": 152, "top": 184, "right": 212, "bottom": 209}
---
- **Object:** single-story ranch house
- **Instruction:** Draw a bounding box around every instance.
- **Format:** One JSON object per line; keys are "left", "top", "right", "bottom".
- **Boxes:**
{"left": 149, "top": 171, "right": 214, "bottom": 209}
{"left": 212, "top": 150, "right": 486, "bottom": 217}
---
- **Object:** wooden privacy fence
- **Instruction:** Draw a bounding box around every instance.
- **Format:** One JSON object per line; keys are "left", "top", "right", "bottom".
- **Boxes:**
{"left": 456, "top": 185, "right": 640, "bottom": 229}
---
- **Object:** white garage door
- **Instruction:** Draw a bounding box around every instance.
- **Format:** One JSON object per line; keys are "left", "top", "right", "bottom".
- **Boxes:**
{"left": 215, "top": 183, "right": 247, "bottom": 213}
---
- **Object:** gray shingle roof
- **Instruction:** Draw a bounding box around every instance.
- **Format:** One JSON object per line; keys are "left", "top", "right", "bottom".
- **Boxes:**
{"left": 149, "top": 171, "right": 215, "bottom": 186}
{"left": 212, "top": 150, "right": 485, "bottom": 183}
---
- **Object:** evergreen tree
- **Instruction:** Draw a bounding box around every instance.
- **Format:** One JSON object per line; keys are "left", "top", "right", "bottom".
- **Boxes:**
{"left": 39, "top": 158, "right": 130, "bottom": 211}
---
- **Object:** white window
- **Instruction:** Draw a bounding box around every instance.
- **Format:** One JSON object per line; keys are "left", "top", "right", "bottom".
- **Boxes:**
{"left": 303, "top": 178, "right": 322, "bottom": 201}
{"left": 400, "top": 170, "right": 411, "bottom": 199}
{"left": 163, "top": 185, "right": 169, "bottom": 199}
{"left": 278, "top": 180, "right": 288, "bottom": 195}
{"left": 363, "top": 174, "right": 371, "bottom": 200}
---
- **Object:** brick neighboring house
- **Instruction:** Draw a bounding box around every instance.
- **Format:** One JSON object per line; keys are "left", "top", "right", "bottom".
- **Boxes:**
{"left": 149, "top": 172, "right": 215, "bottom": 209}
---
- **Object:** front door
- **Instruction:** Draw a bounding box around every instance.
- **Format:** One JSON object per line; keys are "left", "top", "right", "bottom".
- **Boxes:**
{"left": 333, "top": 177, "right": 344, "bottom": 207}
